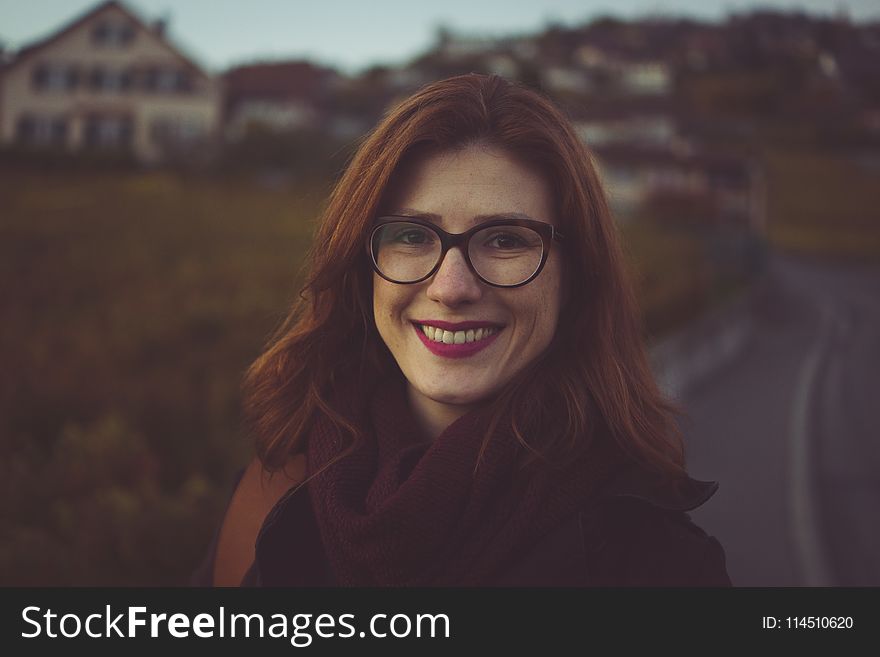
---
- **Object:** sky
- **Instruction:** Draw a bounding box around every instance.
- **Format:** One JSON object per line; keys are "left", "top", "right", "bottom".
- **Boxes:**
{"left": 1, "top": 0, "right": 878, "bottom": 74}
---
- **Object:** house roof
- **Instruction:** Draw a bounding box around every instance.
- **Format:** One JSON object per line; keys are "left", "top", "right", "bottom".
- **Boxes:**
{"left": 222, "top": 61, "right": 338, "bottom": 115}
{"left": 3, "top": 0, "right": 210, "bottom": 78}
{"left": 223, "top": 61, "right": 336, "bottom": 100}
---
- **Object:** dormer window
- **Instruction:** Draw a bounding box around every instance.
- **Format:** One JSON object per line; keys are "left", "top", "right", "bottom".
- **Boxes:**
{"left": 92, "top": 20, "right": 135, "bottom": 47}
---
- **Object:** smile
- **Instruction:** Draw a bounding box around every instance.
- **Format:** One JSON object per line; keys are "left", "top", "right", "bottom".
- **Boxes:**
{"left": 412, "top": 323, "right": 502, "bottom": 358}
{"left": 420, "top": 324, "right": 498, "bottom": 344}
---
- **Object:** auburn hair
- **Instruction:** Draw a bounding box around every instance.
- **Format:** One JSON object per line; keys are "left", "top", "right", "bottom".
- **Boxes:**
{"left": 243, "top": 74, "right": 686, "bottom": 481}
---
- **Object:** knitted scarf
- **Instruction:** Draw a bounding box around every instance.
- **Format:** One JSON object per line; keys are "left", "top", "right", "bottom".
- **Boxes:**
{"left": 305, "top": 371, "right": 629, "bottom": 586}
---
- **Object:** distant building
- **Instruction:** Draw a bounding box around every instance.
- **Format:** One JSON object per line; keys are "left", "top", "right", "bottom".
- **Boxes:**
{"left": 573, "top": 97, "right": 677, "bottom": 147}
{"left": 0, "top": 0, "right": 221, "bottom": 163}
{"left": 575, "top": 114, "right": 676, "bottom": 147}
{"left": 223, "top": 61, "right": 338, "bottom": 140}
{"left": 593, "top": 144, "right": 764, "bottom": 232}
{"left": 541, "top": 66, "right": 591, "bottom": 94}
{"left": 619, "top": 61, "right": 671, "bottom": 95}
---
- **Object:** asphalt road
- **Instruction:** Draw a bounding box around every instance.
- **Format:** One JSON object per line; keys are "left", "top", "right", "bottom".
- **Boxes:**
{"left": 682, "top": 254, "right": 880, "bottom": 586}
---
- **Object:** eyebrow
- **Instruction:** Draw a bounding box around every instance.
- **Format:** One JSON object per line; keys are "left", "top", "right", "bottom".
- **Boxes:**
{"left": 386, "top": 208, "right": 543, "bottom": 224}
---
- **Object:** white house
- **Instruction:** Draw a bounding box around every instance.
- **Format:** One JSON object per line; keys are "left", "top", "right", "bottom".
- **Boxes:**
{"left": 0, "top": 0, "right": 221, "bottom": 163}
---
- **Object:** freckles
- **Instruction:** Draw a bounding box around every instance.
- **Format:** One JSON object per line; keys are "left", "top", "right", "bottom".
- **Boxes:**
{"left": 534, "top": 288, "right": 559, "bottom": 337}
{"left": 520, "top": 296, "right": 540, "bottom": 334}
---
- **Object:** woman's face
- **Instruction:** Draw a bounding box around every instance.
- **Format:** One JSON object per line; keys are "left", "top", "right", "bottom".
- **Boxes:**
{"left": 372, "top": 144, "right": 564, "bottom": 432}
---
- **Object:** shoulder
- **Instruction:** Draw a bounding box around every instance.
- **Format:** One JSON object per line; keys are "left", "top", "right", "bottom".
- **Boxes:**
{"left": 495, "top": 467, "right": 731, "bottom": 587}
{"left": 211, "top": 454, "right": 306, "bottom": 586}
{"left": 585, "top": 461, "right": 730, "bottom": 585}
{"left": 587, "top": 496, "right": 731, "bottom": 586}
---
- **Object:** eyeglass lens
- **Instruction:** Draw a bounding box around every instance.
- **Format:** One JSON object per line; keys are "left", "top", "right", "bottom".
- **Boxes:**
{"left": 371, "top": 221, "right": 544, "bottom": 286}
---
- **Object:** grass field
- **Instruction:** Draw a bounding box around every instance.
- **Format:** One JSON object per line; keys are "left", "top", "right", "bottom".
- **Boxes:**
{"left": 0, "top": 168, "right": 748, "bottom": 584}
{"left": 762, "top": 149, "right": 880, "bottom": 261}
{"left": 0, "top": 170, "right": 323, "bottom": 584}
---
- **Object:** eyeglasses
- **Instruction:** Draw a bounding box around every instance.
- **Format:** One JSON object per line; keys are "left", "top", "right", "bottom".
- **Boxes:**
{"left": 367, "top": 216, "right": 564, "bottom": 288}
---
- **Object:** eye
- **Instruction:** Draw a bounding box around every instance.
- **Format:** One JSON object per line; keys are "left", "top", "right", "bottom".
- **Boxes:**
{"left": 392, "top": 226, "right": 434, "bottom": 245}
{"left": 482, "top": 231, "right": 532, "bottom": 250}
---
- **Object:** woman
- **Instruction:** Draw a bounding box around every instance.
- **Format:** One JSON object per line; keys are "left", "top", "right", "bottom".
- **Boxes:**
{"left": 195, "top": 74, "right": 731, "bottom": 587}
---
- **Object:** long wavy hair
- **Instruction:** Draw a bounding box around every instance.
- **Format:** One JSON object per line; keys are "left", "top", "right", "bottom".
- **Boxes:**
{"left": 243, "top": 73, "right": 686, "bottom": 482}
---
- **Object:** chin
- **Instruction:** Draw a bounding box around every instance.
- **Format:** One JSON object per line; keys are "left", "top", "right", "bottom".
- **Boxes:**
{"left": 418, "top": 383, "right": 489, "bottom": 406}
{"left": 429, "top": 390, "right": 482, "bottom": 405}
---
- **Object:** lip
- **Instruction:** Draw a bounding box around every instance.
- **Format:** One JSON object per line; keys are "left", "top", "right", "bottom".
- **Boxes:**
{"left": 411, "top": 319, "right": 504, "bottom": 331}
{"left": 412, "top": 322, "right": 502, "bottom": 359}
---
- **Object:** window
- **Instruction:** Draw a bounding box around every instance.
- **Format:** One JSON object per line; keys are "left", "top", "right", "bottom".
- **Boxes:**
{"left": 92, "top": 20, "right": 135, "bottom": 47}
{"left": 84, "top": 115, "right": 133, "bottom": 149}
{"left": 16, "top": 114, "right": 68, "bottom": 146}
{"left": 31, "top": 64, "right": 79, "bottom": 92}
{"left": 89, "top": 67, "right": 132, "bottom": 93}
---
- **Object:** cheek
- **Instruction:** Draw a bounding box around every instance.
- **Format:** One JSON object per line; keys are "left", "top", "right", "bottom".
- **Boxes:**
{"left": 530, "top": 272, "right": 563, "bottom": 341}
{"left": 510, "top": 288, "right": 559, "bottom": 347}
{"left": 372, "top": 276, "right": 407, "bottom": 336}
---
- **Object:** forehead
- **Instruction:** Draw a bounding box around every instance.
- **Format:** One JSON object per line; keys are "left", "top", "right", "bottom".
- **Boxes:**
{"left": 383, "top": 145, "right": 555, "bottom": 227}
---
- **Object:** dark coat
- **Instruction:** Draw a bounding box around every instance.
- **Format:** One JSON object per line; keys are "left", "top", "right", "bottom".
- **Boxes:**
{"left": 193, "top": 464, "right": 731, "bottom": 587}
{"left": 493, "top": 464, "right": 731, "bottom": 587}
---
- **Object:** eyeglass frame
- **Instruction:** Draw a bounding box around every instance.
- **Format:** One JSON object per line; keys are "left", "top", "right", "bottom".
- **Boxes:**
{"left": 366, "top": 215, "right": 565, "bottom": 289}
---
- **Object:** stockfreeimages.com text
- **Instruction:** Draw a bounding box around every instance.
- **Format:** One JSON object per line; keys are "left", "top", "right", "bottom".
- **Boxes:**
{"left": 21, "top": 606, "right": 451, "bottom": 646}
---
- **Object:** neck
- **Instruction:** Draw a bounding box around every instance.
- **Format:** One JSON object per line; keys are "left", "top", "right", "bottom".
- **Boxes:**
{"left": 406, "top": 384, "right": 478, "bottom": 441}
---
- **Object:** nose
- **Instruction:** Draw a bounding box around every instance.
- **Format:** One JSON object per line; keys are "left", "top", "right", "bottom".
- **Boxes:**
{"left": 425, "top": 246, "right": 483, "bottom": 306}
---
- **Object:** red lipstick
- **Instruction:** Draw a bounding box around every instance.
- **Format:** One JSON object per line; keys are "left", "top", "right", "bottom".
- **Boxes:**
{"left": 412, "top": 322, "right": 502, "bottom": 359}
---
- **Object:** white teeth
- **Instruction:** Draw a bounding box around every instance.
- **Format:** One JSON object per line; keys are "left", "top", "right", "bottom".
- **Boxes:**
{"left": 420, "top": 324, "right": 498, "bottom": 344}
